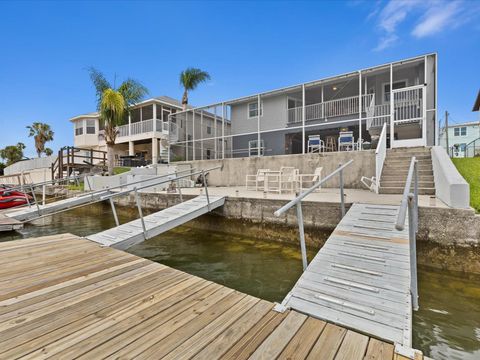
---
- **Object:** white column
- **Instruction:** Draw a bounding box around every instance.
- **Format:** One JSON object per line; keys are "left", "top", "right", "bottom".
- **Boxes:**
{"left": 200, "top": 110, "right": 204, "bottom": 160}
{"left": 153, "top": 104, "right": 157, "bottom": 132}
{"left": 192, "top": 109, "right": 196, "bottom": 160}
{"left": 389, "top": 63, "right": 394, "bottom": 148}
{"left": 321, "top": 85, "right": 324, "bottom": 118}
{"left": 222, "top": 102, "right": 225, "bottom": 159}
{"left": 257, "top": 94, "right": 261, "bottom": 157}
{"left": 185, "top": 112, "right": 188, "bottom": 161}
{"left": 214, "top": 106, "right": 217, "bottom": 159}
{"left": 302, "top": 84, "right": 306, "bottom": 154}
{"left": 152, "top": 138, "right": 158, "bottom": 165}
{"left": 128, "top": 113, "right": 131, "bottom": 136}
{"left": 129, "top": 141, "right": 134, "bottom": 156}
{"left": 358, "top": 71, "right": 362, "bottom": 150}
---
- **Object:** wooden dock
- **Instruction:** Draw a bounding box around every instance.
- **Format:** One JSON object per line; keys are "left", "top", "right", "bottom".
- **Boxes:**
{"left": 3, "top": 190, "right": 111, "bottom": 222}
{"left": 86, "top": 194, "right": 225, "bottom": 250}
{"left": 280, "top": 203, "right": 413, "bottom": 347}
{"left": 0, "top": 233, "right": 420, "bottom": 359}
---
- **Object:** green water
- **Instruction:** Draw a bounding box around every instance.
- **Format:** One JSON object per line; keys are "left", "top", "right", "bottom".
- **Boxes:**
{"left": 1, "top": 204, "right": 479, "bottom": 359}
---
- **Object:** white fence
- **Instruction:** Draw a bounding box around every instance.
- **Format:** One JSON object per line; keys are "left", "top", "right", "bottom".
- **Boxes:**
{"left": 287, "top": 94, "right": 374, "bottom": 124}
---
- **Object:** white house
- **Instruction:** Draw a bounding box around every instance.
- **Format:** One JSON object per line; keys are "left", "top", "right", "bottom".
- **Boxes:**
{"left": 439, "top": 121, "right": 480, "bottom": 157}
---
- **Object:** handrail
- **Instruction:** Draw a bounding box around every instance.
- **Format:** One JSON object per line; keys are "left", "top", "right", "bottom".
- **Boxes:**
{"left": 274, "top": 160, "right": 354, "bottom": 270}
{"left": 374, "top": 123, "right": 388, "bottom": 193}
{"left": 394, "top": 156, "right": 419, "bottom": 311}
{"left": 274, "top": 160, "right": 353, "bottom": 216}
{"left": 395, "top": 157, "right": 417, "bottom": 231}
{"left": 99, "top": 166, "right": 222, "bottom": 201}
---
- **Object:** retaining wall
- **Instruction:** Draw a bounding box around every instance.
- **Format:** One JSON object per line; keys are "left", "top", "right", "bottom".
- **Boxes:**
{"left": 177, "top": 151, "right": 375, "bottom": 188}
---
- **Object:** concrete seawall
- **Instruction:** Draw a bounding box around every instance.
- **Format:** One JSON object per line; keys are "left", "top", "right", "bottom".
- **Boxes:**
{"left": 114, "top": 192, "right": 480, "bottom": 273}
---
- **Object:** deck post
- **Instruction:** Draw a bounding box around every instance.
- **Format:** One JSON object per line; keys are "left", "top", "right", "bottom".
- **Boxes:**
{"left": 202, "top": 170, "right": 211, "bottom": 211}
{"left": 257, "top": 94, "right": 261, "bottom": 157}
{"left": 339, "top": 163, "right": 345, "bottom": 218}
{"left": 358, "top": 70, "right": 362, "bottom": 150}
{"left": 222, "top": 102, "right": 225, "bottom": 159}
{"left": 296, "top": 202, "right": 308, "bottom": 271}
{"left": 302, "top": 84, "right": 306, "bottom": 154}
{"left": 134, "top": 188, "right": 148, "bottom": 240}
{"left": 408, "top": 194, "right": 419, "bottom": 310}
{"left": 109, "top": 198, "right": 120, "bottom": 227}
{"left": 389, "top": 63, "right": 394, "bottom": 148}
{"left": 192, "top": 109, "right": 195, "bottom": 161}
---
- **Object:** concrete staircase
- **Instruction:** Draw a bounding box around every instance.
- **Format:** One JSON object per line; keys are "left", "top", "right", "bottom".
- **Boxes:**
{"left": 379, "top": 147, "right": 435, "bottom": 195}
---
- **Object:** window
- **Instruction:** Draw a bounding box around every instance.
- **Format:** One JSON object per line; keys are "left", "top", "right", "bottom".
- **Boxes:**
{"left": 207, "top": 125, "right": 212, "bottom": 135}
{"left": 384, "top": 81, "right": 407, "bottom": 102}
{"left": 287, "top": 98, "right": 302, "bottom": 109}
{"left": 86, "top": 119, "right": 96, "bottom": 134}
{"left": 248, "top": 102, "right": 263, "bottom": 119}
{"left": 75, "top": 121, "right": 83, "bottom": 136}
{"left": 206, "top": 149, "right": 211, "bottom": 159}
{"left": 131, "top": 108, "right": 141, "bottom": 123}
{"left": 142, "top": 105, "right": 153, "bottom": 120}
{"left": 454, "top": 127, "right": 467, "bottom": 136}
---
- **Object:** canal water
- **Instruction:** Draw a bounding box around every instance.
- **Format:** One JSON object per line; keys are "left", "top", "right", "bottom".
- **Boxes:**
{"left": 0, "top": 204, "right": 479, "bottom": 359}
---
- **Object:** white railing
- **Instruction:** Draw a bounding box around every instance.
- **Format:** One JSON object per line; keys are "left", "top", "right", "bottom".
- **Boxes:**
{"left": 375, "top": 123, "right": 387, "bottom": 193}
{"left": 131, "top": 119, "right": 153, "bottom": 135}
{"left": 117, "top": 124, "right": 129, "bottom": 137}
{"left": 393, "top": 87, "right": 423, "bottom": 122}
{"left": 287, "top": 94, "right": 374, "bottom": 124}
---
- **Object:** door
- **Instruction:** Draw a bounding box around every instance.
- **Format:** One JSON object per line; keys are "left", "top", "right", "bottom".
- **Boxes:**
{"left": 390, "top": 85, "right": 426, "bottom": 148}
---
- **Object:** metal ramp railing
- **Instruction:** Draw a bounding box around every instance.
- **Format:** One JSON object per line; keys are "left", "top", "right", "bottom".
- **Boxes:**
{"left": 274, "top": 160, "right": 354, "bottom": 270}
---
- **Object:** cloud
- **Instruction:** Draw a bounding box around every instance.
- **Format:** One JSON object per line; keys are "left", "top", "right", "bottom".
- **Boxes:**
{"left": 412, "top": 1, "right": 463, "bottom": 38}
{"left": 370, "top": 0, "right": 477, "bottom": 51}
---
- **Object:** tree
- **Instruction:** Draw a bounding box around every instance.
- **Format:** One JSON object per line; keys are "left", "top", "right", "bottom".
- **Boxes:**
{"left": 87, "top": 67, "right": 148, "bottom": 175}
{"left": 44, "top": 148, "right": 53, "bottom": 156}
{"left": 26, "top": 122, "right": 54, "bottom": 157}
{"left": 0, "top": 142, "right": 26, "bottom": 166}
{"left": 179, "top": 68, "right": 211, "bottom": 110}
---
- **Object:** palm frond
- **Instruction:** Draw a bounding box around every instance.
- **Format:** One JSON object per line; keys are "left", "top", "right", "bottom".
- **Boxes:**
{"left": 179, "top": 68, "right": 211, "bottom": 91}
{"left": 117, "top": 79, "right": 149, "bottom": 108}
{"left": 87, "top": 67, "right": 111, "bottom": 110}
{"left": 101, "top": 89, "right": 125, "bottom": 144}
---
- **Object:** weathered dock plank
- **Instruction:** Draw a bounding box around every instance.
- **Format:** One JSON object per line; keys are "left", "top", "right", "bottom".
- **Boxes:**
{"left": 0, "top": 233, "right": 422, "bottom": 359}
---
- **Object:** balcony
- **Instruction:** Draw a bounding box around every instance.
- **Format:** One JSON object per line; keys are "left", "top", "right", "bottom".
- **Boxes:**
{"left": 116, "top": 119, "right": 167, "bottom": 140}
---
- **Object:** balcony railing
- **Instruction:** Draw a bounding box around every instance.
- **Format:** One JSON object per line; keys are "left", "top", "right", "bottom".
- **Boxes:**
{"left": 117, "top": 119, "right": 170, "bottom": 138}
{"left": 288, "top": 94, "right": 374, "bottom": 124}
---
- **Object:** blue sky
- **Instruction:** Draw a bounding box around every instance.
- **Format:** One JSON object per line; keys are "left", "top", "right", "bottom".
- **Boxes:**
{"left": 0, "top": 0, "right": 479, "bottom": 158}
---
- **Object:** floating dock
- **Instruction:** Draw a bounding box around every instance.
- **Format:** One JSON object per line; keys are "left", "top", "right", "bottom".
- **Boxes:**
{"left": 0, "top": 233, "right": 421, "bottom": 359}
{"left": 87, "top": 194, "right": 225, "bottom": 250}
{"left": 280, "top": 203, "right": 413, "bottom": 347}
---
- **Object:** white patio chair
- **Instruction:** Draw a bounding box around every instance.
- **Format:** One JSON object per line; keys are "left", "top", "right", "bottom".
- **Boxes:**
{"left": 245, "top": 169, "right": 270, "bottom": 191}
{"left": 298, "top": 167, "right": 323, "bottom": 191}
{"left": 307, "top": 135, "right": 325, "bottom": 153}
{"left": 279, "top": 167, "right": 299, "bottom": 194}
{"left": 338, "top": 131, "right": 355, "bottom": 151}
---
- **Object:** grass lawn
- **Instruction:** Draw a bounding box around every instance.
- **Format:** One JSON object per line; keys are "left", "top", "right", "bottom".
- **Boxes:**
{"left": 452, "top": 157, "right": 480, "bottom": 212}
{"left": 113, "top": 167, "right": 131, "bottom": 175}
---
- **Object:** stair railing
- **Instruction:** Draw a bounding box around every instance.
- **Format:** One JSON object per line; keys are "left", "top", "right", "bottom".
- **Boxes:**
{"left": 274, "top": 160, "right": 354, "bottom": 270}
{"left": 395, "top": 156, "right": 419, "bottom": 311}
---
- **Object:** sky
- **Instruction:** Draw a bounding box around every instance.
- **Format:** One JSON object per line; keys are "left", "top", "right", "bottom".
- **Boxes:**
{"left": 0, "top": 0, "right": 479, "bottom": 158}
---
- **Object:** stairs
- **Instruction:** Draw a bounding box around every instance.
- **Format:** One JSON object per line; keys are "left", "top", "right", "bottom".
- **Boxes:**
{"left": 379, "top": 147, "right": 435, "bottom": 195}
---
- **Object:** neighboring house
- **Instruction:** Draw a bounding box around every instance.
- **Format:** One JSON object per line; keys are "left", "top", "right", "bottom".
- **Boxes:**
{"left": 439, "top": 121, "right": 480, "bottom": 157}
{"left": 169, "top": 53, "right": 437, "bottom": 160}
{"left": 70, "top": 96, "right": 230, "bottom": 165}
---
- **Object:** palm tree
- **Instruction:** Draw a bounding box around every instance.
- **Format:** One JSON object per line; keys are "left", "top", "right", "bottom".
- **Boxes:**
{"left": 179, "top": 68, "right": 211, "bottom": 110}
{"left": 26, "top": 122, "right": 54, "bottom": 157}
{"left": 0, "top": 142, "right": 26, "bottom": 166}
{"left": 87, "top": 67, "right": 148, "bottom": 175}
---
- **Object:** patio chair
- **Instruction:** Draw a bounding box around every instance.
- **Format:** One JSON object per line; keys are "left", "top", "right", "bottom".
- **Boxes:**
{"left": 307, "top": 135, "right": 324, "bottom": 153}
{"left": 298, "top": 167, "right": 323, "bottom": 191}
{"left": 245, "top": 169, "right": 270, "bottom": 191}
{"left": 279, "top": 167, "right": 299, "bottom": 194}
{"left": 338, "top": 131, "right": 355, "bottom": 151}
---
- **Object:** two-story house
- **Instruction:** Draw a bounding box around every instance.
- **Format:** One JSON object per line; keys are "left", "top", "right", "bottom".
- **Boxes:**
{"left": 70, "top": 96, "right": 230, "bottom": 165}
{"left": 169, "top": 53, "right": 438, "bottom": 160}
{"left": 439, "top": 122, "right": 480, "bottom": 157}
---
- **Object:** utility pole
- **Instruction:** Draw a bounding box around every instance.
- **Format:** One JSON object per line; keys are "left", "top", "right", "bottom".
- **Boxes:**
{"left": 445, "top": 111, "right": 449, "bottom": 156}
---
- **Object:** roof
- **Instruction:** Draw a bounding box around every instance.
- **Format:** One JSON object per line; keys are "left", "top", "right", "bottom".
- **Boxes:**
{"left": 473, "top": 90, "right": 480, "bottom": 111}
{"left": 445, "top": 121, "right": 480, "bottom": 128}
{"left": 69, "top": 95, "right": 187, "bottom": 122}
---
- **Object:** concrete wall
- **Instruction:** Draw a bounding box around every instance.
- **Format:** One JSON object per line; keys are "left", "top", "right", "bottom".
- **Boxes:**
{"left": 4, "top": 156, "right": 56, "bottom": 175}
{"left": 178, "top": 150, "right": 375, "bottom": 188}
{"left": 431, "top": 146, "right": 470, "bottom": 208}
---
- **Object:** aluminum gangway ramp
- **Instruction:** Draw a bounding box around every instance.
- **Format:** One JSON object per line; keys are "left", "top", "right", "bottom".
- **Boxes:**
{"left": 280, "top": 203, "right": 412, "bottom": 346}
{"left": 5, "top": 190, "right": 111, "bottom": 222}
{"left": 86, "top": 195, "right": 225, "bottom": 250}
